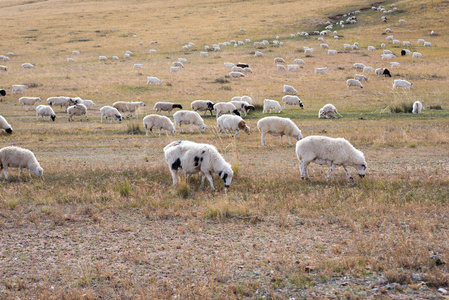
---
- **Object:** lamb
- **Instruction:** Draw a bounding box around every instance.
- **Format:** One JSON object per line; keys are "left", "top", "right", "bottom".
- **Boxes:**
{"left": 283, "top": 85, "right": 297, "bottom": 95}
{"left": 67, "top": 104, "right": 88, "bottom": 121}
{"left": 19, "top": 97, "right": 41, "bottom": 107}
{"left": 318, "top": 104, "right": 343, "bottom": 119}
{"left": 36, "top": 105, "right": 56, "bottom": 121}
{"left": 393, "top": 79, "right": 412, "bottom": 89}
{"left": 257, "top": 116, "right": 303, "bottom": 146}
{"left": 100, "top": 106, "right": 124, "bottom": 123}
{"left": 263, "top": 99, "right": 282, "bottom": 113}
{"left": 0, "top": 146, "right": 44, "bottom": 180}
{"left": 154, "top": 102, "right": 183, "bottom": 115}
{"left": 22, "top": 63, "right": 35, "bottom": 68}
{"left": 142, "top": 114, "right": 175, "bottom": 136}
{"left": 217, "top": 115, "right": 250, "bottom": 137}
{"left": 173, "top": 110, "right": 206, "bottom": 133}
{"left": 412, "top": 52, "right": 423, "bottom": 58}
{"left": 353, "top": 63, "right": 365, "bottom": 70}
{"left": 282, "top": 95, "right": 304, "bottom": 110}
{"left": 296, "top": 136, "right": 367, "bottom": 181}
{"left": 82, "top": 100, "right": 96, "bottom": 109}
{"left": 0, "top": 115, "right": 13, "bottom": 134}
{"left": 375, "top": 68, "right": 392, "bottom": 77}
{"left": 113, "top": 101, "right": 145, "bottom": 118}
{"left": 213, "top": 102, "right": 240, "bottom": 119}
{"left": 12, "top": 84, "right": 28, "bottom": 94}
{"left": 230, "top": 100, "right": 255, "bottom": 116}
{"left": 190, "top": 100, "right": 215, "bottom": 116}
{"left": 346, "top": 79, "right": 363, "bottom": 89}
{"left": 354, "top": 74, "right": 368, "bottom": 82}
{"left": 147, "top": 76, "right": 162, "bottom": 85}
{"left": 412, "top": 101, "right": 422, "bottom": 114}
{"left": 315, "top": 67, "right": 329, "bottom": 74}
{"left": 163, "top": 140, "right": 233, "bottom": 190}
{"left": 229, "top": 71, "right": 245, "bottom": 79}
{"left": 46, "top": 96, "right": 74, "bottom": 111}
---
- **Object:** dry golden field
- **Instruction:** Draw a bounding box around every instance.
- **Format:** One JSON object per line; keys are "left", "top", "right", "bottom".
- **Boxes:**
{"left": 1, "top": 0, "right": 449, "bottom": 298}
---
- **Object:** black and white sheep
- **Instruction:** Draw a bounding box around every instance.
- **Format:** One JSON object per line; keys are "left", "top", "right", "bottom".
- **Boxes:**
{"left": 100, "top": 106, "right": 124, "bottom": 123}
{"left": 173, "top": 111, "right": 206, "bottom": 133}
{"left": 163, "top": 140, "right": 233, "bottom": 189}
{"left": 257, "top": 116, "right": 303, "bottom": 146}
{"left": 154, "top": 102, "right": 183, "bottom": 115}
{"left": 142, "top": 114, "right": 175, "bottom": 136}
{"left": 282, "top": 95, "right": 304, "bottom": 109}
{"left": 229, "top": 100, "right": 255, "bottom": 117}
{"left": 296, "top": 136, "right": 367, "bottom": 181}
{"left": 213, "top": 102, "right": 241, "bottom": 119}
{"left": 217, "top": 115, "right": 250, "bottom": 137}
{"left": 36, "top": 105, "right": 56, "bottom": 122}
{"left": 191, "top": 100, "right": 215, "bottom": 116}
{"left": 375, "top": 68, "right": 392, "bottom": 78}
{"left": 0, "top": 115, "right": 13, "bottom": 134}
{"left": 0, "top": 146, "right": 44, "bottom": 180}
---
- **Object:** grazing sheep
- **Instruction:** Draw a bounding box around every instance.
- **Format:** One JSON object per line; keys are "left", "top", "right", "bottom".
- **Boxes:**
{"left": 383, "top": 50, "right": 394, "bottom": 55}
{"left": 173, "top": 110, "right": 206, "bottom": 133}
{"left": 375, "top": 68, "right": 392, "bottom": 78}
{"left": 67, "top": 58, "right": 75, "bottom": 62}
{"left": 424, "top": 42, "right": 432, "bottom": 47}
{"left": 178, "top": 58, "right": 188, "bottom": 63}
{"left": 363, "top": 66, "right": 374, "bottom": 72}
{"left": 133, "top": 64, "right": 144, "bottom": 69}
{"left": 402, "top": 49, "right": 412, "bottom": 55}
{"left": 257, "top": 116, "right": 303, "bottom": 146}
{"left": 213, "top": 102, "right": 240, "bottom": 119}
{"left": 232, "top": 66, "right": 246, "bottom": 73}
{"left": 72, "top": 50, "right": 80, "bottom": 55}
{"left": 154, "top": 102, "right": 183, "bottom": 115}
{"left": 22, "top": 63, "right": 35, "bottom": 68}
{"left": 282, "top": 95, "right": 304, "bottom": 110}
{"left": 224, "top": 62, "right": 235, "bottom": 68}
{"left": 263, "top": 99, "right": 282, "bottom": 113}
{"left": 142, "top": 114, "right": 175, "bottom": 136}
{"left": 229, "top": 71, "right": 245, "bottom": 79}
{"left": 0, "top": 65, "right": 8, "bottom": 71}
{"left": 287, "top": 64, "right": 301, "bottom": 70}
{"left": 36, "top": 105, "right": 56, "bottom": 121}
{"left": 368, "top": 46, "right": 376, "bottom": 51}
{"left": 296, "top": 136, "right": 367, "bottom": 181}
{"left": 113, "top": 101, "right": 145, "bottom": 118}
{"left": 170, "top": 66, "right": 182, "bottom": 73}
{"left": 418, "top": 39, "right": 426, "bottom": 44}
{"left": 382, "top": 54, "right": 396, "bottom": 60}
{"left": 0, "top": 115, "right": 13, "bottom": 134}
{"left": 319, "top": 104, "right": 343, "bottom": 119}
{"left": 217, "top": 115, "right": 250, "bottom": 137}
{"left": 390, "top": 62, "right": 401, "bottom": 68}
{"left": 19, "top": 97, "right": 41, "bottom": 108}
{"left": 393, "top": 79, "right": 412, "bottom": 89}
{"left": 320, "top": 43, "right": 329, "bottom": 49}
{"left": 328, "top": 50, "right": 337, "bottom": 55}
{"left": 230, "top": 100, "right": 255, "bottom": 116}
{"left": 315, "top": 67, "right": 329, "bottom": 74}
{"left": 81, "top": 100, "right": 95, "bottom": 109}
{"left": 0, "top": 146, "right": 44, "bottom": 180}
{"left": 163, "top": 140, "right": 233, "bottom": 190}
{"left": 67, "top": 104, "right": 88, "bottom": 121}
{"left": 231, "top": 95, "right": 253, "bottom": 105}
{"left": 346, "top": 79, "right": 363, "bottom": 89}
{"left": 147, "top": 76, "right": 162, "bottom": 85}
{"left": 294, "top": 59, "right": 305, "bottom": 65}
{"left": 393, "top": 39, "right": 401, "bottom": 45}
{"left": 353, "top": 63, "right": 365, "bottom": 70}
{"left": 274, "top": 57, "right": 286, "bottom": 64}
{"left": 386, "top": 35, "right": 394, "bottom": 41}
{"left": 277, "top": 64, "right": 286, "bottom": 71}
{"left": 173, "top": 61, "right": 184, "bottom": 68}
{"left": 403, "top": 41, "right": 412, "bottom": 46}
{"left": 283, "top": 85, "right": 297, "bottom": 95}
{"left": 100, "top": 106, "right": 124, "bottom": 123}
{"left": 191, "top": 100, "right": 215, "bottom": 116}
{"left": 412, "top": 101, "right": 422, "bottom": 114}
{"left": 99, "top": 56, "right": 107, "bottom": 61}
{"left": 236, "top": 63, "right": 249, "bottom": 68}
{"left": 12, "top": 84, "right": 28, "bottom": 94}
{"left": 112, "top": 56, "right": 120, "bottom": 61}
{"left": 200, "top": 52, "right": 209, "bottom": 57}
{"left": 354, "top": 74, "right": 368, "bottom": 82}
{"left": 255, "top": 51, "right": 264, "bottom": 57}
{"left": 412, "top": 52, "right": 423, "bottom": 58}
{"left": 0, "top": 89, "right": 6, "bottom": 101}
{"left": 46, "top": 96, "right": 74, "bottom": 111}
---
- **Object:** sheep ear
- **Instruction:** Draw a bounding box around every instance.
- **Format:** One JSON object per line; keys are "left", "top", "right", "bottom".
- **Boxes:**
{"left": 219, "top": 171, "right": 223, "bottom": 177}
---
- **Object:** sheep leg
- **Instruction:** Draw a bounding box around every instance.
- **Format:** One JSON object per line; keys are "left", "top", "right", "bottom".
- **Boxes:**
{"left": 158, "top": 129, "right": 161, "bottom": 137}
{"left": 179, "top": 124, "right": 183, "bottom": 133}
{"left": 165, "top": 130, "right": 169, "bottom": 137}
{"left": 18, "top": 167, "right": 22, "bottom": 179}
{"left": 203, "top": 172, "right": 215, "bottom": 190}
{"left": 344, "top": 167, "right": 353, "bottom": 181}
{"left": 279, "top": 136, "right": 283, "bottom": 145}
{"left": 287, "top": 136, "right": 293, "bottom": 146}
{"left": 190, "top": 123, "right": 193, "bottom": 133}
{"left": 3, "top": 168, "right": 8, "bottom": 180}
{"left": 261, "top": 133, "right": 266, "bottom": 146}
{"left": 28, "top": 169, "right": 31, "bottom": 178}
{"left": 151, "top": 129, "right": 157, "bottom": 137}
{"left": 234, "top": 130, "right": 239, "bottom": 137}
{"left": 170, "top": 169, "right": 179, "bottom": 185}
{"left": 327, "top": 164, "right": 336, "bottom": 181}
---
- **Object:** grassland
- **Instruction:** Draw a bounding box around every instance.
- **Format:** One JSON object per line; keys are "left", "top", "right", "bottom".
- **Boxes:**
{"left": 1, "top": 0, "right": 448, "bottom": 298}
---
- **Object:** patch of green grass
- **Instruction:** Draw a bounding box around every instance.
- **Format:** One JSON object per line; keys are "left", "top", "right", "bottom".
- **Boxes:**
{"left": 115, "top": 85, "right": 156, "bottom": 93}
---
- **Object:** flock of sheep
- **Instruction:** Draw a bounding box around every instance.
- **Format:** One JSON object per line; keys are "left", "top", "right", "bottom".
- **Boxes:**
{"left": 0, "top": 2, "right": 438, "bottom": 188}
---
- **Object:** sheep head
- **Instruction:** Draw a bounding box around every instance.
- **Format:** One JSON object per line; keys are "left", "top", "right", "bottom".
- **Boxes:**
{"left": 238, "top": 120, "right": 250, "bottom": 135}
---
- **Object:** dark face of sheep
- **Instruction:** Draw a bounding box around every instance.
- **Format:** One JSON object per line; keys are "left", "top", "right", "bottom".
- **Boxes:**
{"left": 115, "top": 115, "right": 124, "bottom": 122}
{"left": 51, "top": 115, "right": 56, "bottom": 122}
{"left": 356, "top": 162, "right": 367, "bottom": 178}
{"left": 238, "top": 120, "right": 250, "bottom": 135}
{"left": 173, "top": 104, "right": 183, "bottom": 109}
{"left": 383, "top": 69, "right": 392, "bottom": 77}
{"left": 246, "top": 105, "right": 255, "bottom": 111}
{"left": 0, "top": 90, "right": 6, "bottom": 96}
{"left": 207, "top": 102, "right": 214, "bottom": 110}
{"left": 233, "top": 109, "right": 241, "bottom": 116}
{"left": 218, "top": 170, "right": 233, "bottom": 188}
{"left": 5, "top": 128, "right": 12, "bottom": 134}
{"left": 299, "top": 101, "right": 304, "bottom": 109}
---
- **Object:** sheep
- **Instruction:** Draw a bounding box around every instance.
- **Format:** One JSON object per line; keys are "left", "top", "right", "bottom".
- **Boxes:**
{"left": 67, "top": 58, "right": 75, "bottom": 62}
{"left": 229, "top": 100, "right": 255, "bottom": 116}
{"left": 113, "top": 101, "right": 145, "bottom": 118}
{"left": 229, "top": 71, "right": 245, "bottom": 79}
{"left": 315, "top": 67, "right": 329, "bottom": 74}
{"left": 190, "top": 100, "right": 214, "bottom": 116}
{"left": 217, "top": 115, "right": 250, "bottom": 137}
{"left": 19, "top": 97, "right": 41, "bottom": 107}
{"left": 274, "top": 57, "right": 286, "bottom": 64}
{"left": 382, "top": 54, "right": 396, "bottom": 60}
{"left": 375, "top": 68, "right": 392, "bottom": 77}
{"left": 412, "top": 52, "right": 423, "bottom": 58}
{"left": 424, "top": 42, "right": 432, "bottom": 47}
{"left": 255, "top": 51, "right": 264, "bottom": 57}
{"left": 282, "top": 95, "right": 304, "bottom": 110}
{"left": 294, "top": 59, "right": 305, "bottom": 65}
{"left": 0, "top": 89, "right": 6, "bottom": 102}
{"left": 173, "top": 110, "right": 206, "bottom": 133}
{"left": 12, "top": 84, "right": 28, "bottom": 94}
{"left": 99, "top": 56, "right": 107, "bottom": 61}
{"left": 257, "top": 116, "right": 303, "bottom": 146}
{"left": 178, "top": 58, "right": 188, "bottom": 63}
{"left": 353, "top": 63, "right": 365, "bottom": 70}
{"left": 213, "top": 102, "right": 240, "bottom": 119}
{"left": 393, "top": 79, "right": 412, "bottom": 89}
{"left": 67, "top": 104, "right": 88, "bottom": 121}
{"left": 386, "top": 35, "right": 394, "bottom": 41}
{"left": 22, "top": 63, "right": 35, "bottom": 68}
{"left": 354, "top": 74, "right": 368, "bottom": 82}
{"left": 232, "top": 66, "right": 246, "bottom": 73}
{"left": 346, "top": 79, "right": 363, "bottom": 89}
{"left": 72, "top": 50, "right": 80, "bottom": 55}
{"left": 304, "top": 48, "right": 314, "bottom": 54}
{"left": 390, "top": 62, "right": 401, "bottom": 68}
{"left": 418, "top": 39, "right": 426, "bottom": 44}
{"left": 363, "top": 66, "right": 374, "bottom": 72}
{"left": 398, "top": 19, "right": 405, "bottom": 23}
{"left": 224, "top": 62, "right": 235, "bottom": 68}
{"left": 163, "top": 140, "right": 233, "bottom": 190}
{"left": 381, "top": 43, "right": 385, "bottom": 48}
{"left": 318, "top": 104, "right": 343, "bottom": 119}
{"left": 143, "top": 114, "right": 175, "bottom": 136}
{"left": 283, "top": 85, "right": 297, "bottom": 95}
{"left": 240, "top": 95, "right": 253, "bottom": 104}
{"left": 173, "top": 61, "right": 184, "bottom": 68}
{"left": 154, "top": 102, "right": 183, "bottom": 115}
{"left": 287, "top": 64, "right": 301, "bottom": 70}
{"left": 0, "top": 65, "right": 8, "bottom": 71}
{"left": 82, "top": 100, "right": 96, "bottom": 109}
{"left": 200, "top": 52, "right": 209, "bottom": 57}
{"left": 403, "top": 41, "right": 412, "bottom": 46}
{"left": 344, "top": 44, "right": 352, "bottom": 50}
{"left": 393, "top": 39, "right": 401, "bottom": 45}
{"left": 112, "top": 56, "right": 120, "bottom": 61}
{"left": 0, "top": 115, "right": 13, "bottom": 134}
{"left": 147, "top": 76, "right": 162, "bottom": 85}
{"left": 46, "top": 96, "right": 74, "bottom": 111}
{"left": 383, "top": 49, "right": 393, "bottom": 55}
{"left": 36, "top": 105, "right": 56, "bottom": 122}
{"left": 296, "top": 136, "right": 367, "bottom": 181}
{"left": 368, "top": 46, "right": 376, "bottom": 51}
{"left": 170, "top": 66, "right": 182, "bottom": 73}
{"left": 0, "top": 146, "right": 44, "bottom": 180}
{"left": 277, "top": 64, "right": 286, "bottom": 71}
{"left": 236, "top": 63, "right": 249, "bottom": 68}
{"left": 412, "top": 101, "right": 422, "bottom": 114}
{"left": 263, "top": 99, "right": 282, "bottom": 113}
{"left": 320, "top": 43, "right": 329, "bottom": 49}
{"left": 133, "top": 64, "right": 144, "bottom": 69}
{"left": 100, "top": 106, "right": 124, "bottom": 123}
{"left": 328, "top": 50, "right": 337, "bottom": 55}
{"left": 149, "top": 49, "right": 157, "bottom": 53}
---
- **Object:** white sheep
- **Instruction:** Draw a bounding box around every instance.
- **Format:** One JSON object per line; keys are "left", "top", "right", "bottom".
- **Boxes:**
{"left": 287, "top": 64, "right": 300, "bottom": 70}
{"left": 263, "top": 99, "right": 282, "bottom": 113}
{"left": 147, "top": 76, "right": 162, "bottom": 85}
{"left": 142, "top": 114, "right": 175, "bottom": 136}
{"left": 386, "top": 35, "right": 394, "bottom": 41}
{"left": 294, "top": 59, "right": 305, "bottom": 65}
{"left": 22, "top": 63, "right": 35, "bottom": 68}
{"left": 0, "top": 65, "right": 7, "bottom": 71}
{"left": 113, "top": 101, "right": 145, "bottom": 118}
{"left": 100, "top": 106, "right": 124, "bottom": 123}
{"left": 163, "top": 140, "right": 233, "bottom": 190}
{"left": 282, "top": 95, "right": 304, "bottom": 109}
{"left": 354, "top": 74, "right": 368, "bottom": 82}
{"left": 257, "top": 116, "right": 303, "bottom": 146}
{"left": 363, "top": 66, "right": 374, "bottom": 72}
{"left": 229, "top": 71, "right": 245, "bottom": 79}
{"left": 232, "top": 66, "right": 246, "bottom": 73}
{"left": 99, "top": 56, "right": 107, "bottom": 61}
{"left": 173, "top": 61, "right": 184, "bottom": 68}
{"left": 346, "top": 79, "right": 363, "bottom": 89}
{"left": 154, "top": 102, "right": 183, "bottom": 115}
{"left": 133, "top": 64, "right": 144, "bottom": 69}
{"left": 255, "top": 51, "right": 264, "bottom": 57}
{"left": 393, "top": 79, "right": 412, "bottom": 89}
{"left": 173, "top": 110, "right": 206, "bottom": 133}
{"left": 353, "top": 63, "right": 365, "bottom": 70}
{"left": 149, "top": 49, "right": 158, "bottom": 54}
{"left": 403, "top": 41, "right": 412, "bottom": 46}
{"left": 191, "top": 100, "right": 215, "bottom": 116}
{"left": 418, "top": 39, "right": 426, "bottom": 44}
{"left": 0, "top": 146, "right": 44, "bottom": 180}
{"left": 315, "top": 67, "right": 329, "bottom": 74}
{"left": 424, "top": 42, "right": 432, "bottom": 47}
{"left": 229, "top": 100, "right": 255, "bottom": 116}
{"left": 274, "top": 57, "right": 286, "bottom": 64}
{"left": 112, "top": 56, "right": 120, "bottom": 61}
{"left": 319, "top": 104, "right": 343, "bottom": 119}
{"left": 67, "top": 104, "right": 88, "bottom": 121}
{"left": 277, "top": 64, "right": 286, "bottom": 71}
{"left": 398, "top": 19, "right": 405, "bottom": 23}
{"left": 390, "top": 62, "right": 401, "bottom": 68}
{"left": 67, "top": 58, "right": 75, "bottom": 62}
{"left": 224, "top": 62, "right": 235, "bottom": 68}
{"left": 296, "top": 136, "right": 367, "bottom": 181}
{"left": 320, "top": 43, "right": 329, "bottom": 49}
{"left": 217, "top": 115, "right": 250, "bottom": 137}
{"left": 213, "top": 102, "right": 240, "bottom": 119}
{"left": 412, "top": 52, "right": 423, "bottom": 58}
{"left": 344, "top": 44, "right": 352, "bottom": 50}
{"left": 170, "top": 66, "right": 182, "bottom": 73}
{"left": 327, "top": 50, "right": 337, "bottom": 55}
{"left": 383, "top": 50, "right": 393, "bottom": 55}
{"left": 200, "top": 52, "right": 209, "bottom": 57}
{"left": 72, "top": 51, "right": 80, "bottom": 55}
{"left": 36, "top": 105, "right": 56, "bottom": 122}
{"left": 393, "top": 39, "right": 401, "bottom": 45}
{"left": 0, "top": 115, "right": 13, "bottom": 134}
{"left": 178, "top": 58, "right": 188, "bottom": 63}
{"left": 368, "top": 46, "right": 376, "bottom": 51}
{"left": 82, "top": 100, "right": 96, "bottom": 109}
{"left": 412, "top": 101, "right": 423, "bottom": 114}
{"left": 19, "top": 97, "right": 41, "bottom": 107}
{"left": 46, "top": 96, "right": 74, "bottom": 111}
{"left": 12, "top": 84, "right": 28, "bottom": 94}
{"left": 235, "top": 95, "right": 253, "bottom": 104}
{"left": 283, "top": 85, "right": 297, "bottom": 95}
{"left": 382, "top": 54, "right": 396, "bottom": 60}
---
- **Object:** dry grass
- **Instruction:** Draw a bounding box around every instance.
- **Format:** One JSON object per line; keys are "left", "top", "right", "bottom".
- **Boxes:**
{"left": 1, "top": 0, "right": 449, "bottom": 298}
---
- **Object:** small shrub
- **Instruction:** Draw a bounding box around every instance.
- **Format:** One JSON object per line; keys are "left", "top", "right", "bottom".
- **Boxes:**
{"left": 429, "top": 105, "right": 442, "bottom": 110}
{"left": 127, "top": 122, "right": 142, "bottom": 135}
{"left": 214, "top": 77, "right": 229, "bottom": 84}
{"left": 176, "top": 182, "right": 190, "bottom": 198}
{"left": 220, "top": 86, "right": 231, "bottom": 91}
{"left": 337, "top": 67, "right": 345, "bottom": 70}
{"left": 390, "top": 102, "right": 413, "bottom": 113}
{"left": 118, "top": 180, "right": 130, "bottom": 197}
{"left": 166, "top": 82, "right": 172, "bottom": 86}
{"left": 305, "top": 54, "right": 313, "bottom": 58}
